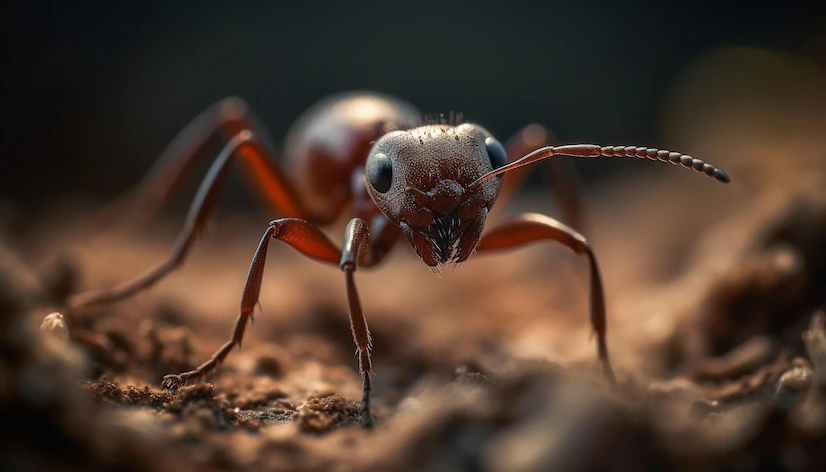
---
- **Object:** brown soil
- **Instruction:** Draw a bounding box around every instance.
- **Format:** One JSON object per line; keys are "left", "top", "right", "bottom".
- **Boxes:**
{"left": 3, "top": 51, "right": 826, "bottom": 472}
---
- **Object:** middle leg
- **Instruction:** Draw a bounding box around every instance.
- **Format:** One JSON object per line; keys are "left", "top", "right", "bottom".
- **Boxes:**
{"left": 68, "top": 131, "right": 308, "bottom": 309}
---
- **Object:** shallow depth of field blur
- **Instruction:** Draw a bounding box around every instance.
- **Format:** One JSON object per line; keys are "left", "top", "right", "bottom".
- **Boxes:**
{"left": 2, "top": 3, "right": 826, "bottom": 472}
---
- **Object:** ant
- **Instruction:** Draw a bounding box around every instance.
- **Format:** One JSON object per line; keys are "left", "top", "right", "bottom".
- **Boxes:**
{"left": 66, "top": 92, "right": 730, "bottom": 427}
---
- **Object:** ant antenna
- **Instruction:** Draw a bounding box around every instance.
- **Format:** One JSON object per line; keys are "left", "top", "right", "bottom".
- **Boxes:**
{"left": 468, "top": 144, "right": 730, "bottom": 190}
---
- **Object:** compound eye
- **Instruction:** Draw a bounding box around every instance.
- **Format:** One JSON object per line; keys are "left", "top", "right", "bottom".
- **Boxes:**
{"left": 367, "top": 152, "right": 393, "bottom": 193}
{"left": 484, "top": 136, "right": 508, "bottom": 171}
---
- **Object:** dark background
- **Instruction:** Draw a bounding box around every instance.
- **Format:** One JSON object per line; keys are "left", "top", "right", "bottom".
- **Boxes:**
{"left": 1, "top": 1, "right": 823, "bottom": 211}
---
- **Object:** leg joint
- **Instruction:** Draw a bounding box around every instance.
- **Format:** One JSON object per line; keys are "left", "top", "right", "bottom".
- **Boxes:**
{"left": 267, "top": 220, "right": 283, "bottom": 238}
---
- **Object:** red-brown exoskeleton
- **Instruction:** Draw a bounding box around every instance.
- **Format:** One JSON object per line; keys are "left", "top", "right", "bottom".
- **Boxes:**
{"left": 66, "top": 92, "right": 729, "bottom": 427}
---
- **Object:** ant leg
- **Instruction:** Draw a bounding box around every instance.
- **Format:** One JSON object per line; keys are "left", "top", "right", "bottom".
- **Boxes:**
{"left": 161, "top": 218, "right": 340, "bottom": 388}
{"left": 105, "top": 97, "right": 341, "bottom": 227}
{"left": 68, "top": 131, "right": 301, "bottom": 308}
{"left": 339, "top": 217, "right": 399, "bottom": 427}
{"left": 498, "top": 124, "right": 585, "bottom": 232}
{"left": 163, "top": 217, "right": 394, "bottom": 428}
{"left": 475, "top": 213, "right": 615, "bottom": 384}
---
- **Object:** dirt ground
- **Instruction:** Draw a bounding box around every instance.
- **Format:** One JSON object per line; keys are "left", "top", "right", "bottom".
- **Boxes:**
{"left": 2, "top": 50, "right": 826, "bottom": 472}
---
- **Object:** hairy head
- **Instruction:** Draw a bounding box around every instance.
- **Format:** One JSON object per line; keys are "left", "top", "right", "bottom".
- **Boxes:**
{"left": 364, "top": 124, "right": 507, "bottom": 267}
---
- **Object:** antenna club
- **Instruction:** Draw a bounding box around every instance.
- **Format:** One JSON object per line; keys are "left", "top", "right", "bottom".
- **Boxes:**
{"left": 600, "top": 145, "right": 730, "bottom": 183}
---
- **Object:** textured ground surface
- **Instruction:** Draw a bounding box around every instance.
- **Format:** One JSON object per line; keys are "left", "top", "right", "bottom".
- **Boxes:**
{"left": 2, "top": 49, "right": 826, "bottom": 472}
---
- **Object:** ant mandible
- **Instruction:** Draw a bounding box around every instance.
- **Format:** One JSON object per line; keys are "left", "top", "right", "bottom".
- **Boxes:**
{"left": 66, "top": 92, "right": 730, "bottom": 427}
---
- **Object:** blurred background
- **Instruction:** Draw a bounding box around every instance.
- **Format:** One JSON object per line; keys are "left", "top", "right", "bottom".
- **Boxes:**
{"left": 3, "top": 4, "right": 826, "bottom": 471}
{"left": 1, "top": 1, "right": 823, "bottom": 211}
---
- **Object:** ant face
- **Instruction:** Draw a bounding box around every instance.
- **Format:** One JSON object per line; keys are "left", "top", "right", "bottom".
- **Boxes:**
{"left": 364, "top": 124, "right": 508, "bottom": 267}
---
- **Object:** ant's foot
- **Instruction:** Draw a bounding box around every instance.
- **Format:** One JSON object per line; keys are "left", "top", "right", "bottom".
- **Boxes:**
{"left": 161, "top": 372, "right": 193, "bottom": 391}
{"left": 361, "top": 410, "right": 374, "bottom": 428}
{"left": 360, "top": 397, "right": 374, "bottom": 428}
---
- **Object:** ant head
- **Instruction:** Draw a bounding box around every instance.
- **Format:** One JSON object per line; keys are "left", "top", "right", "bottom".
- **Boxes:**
{"left": 364, "top": 123, "right": 507, "bottom": 267}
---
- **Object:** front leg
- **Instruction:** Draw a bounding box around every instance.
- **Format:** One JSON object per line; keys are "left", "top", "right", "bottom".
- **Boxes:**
{"left": 475, "top": 213, "right": 615, "bottom": 384}
{"left": 339, "top": 217, "right": 396, "bottom": 427}
{"left": 161, "top": 216, "right": 396, "bottom": 428}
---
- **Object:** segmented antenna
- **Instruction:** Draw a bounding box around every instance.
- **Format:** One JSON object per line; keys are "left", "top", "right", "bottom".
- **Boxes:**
{"left": 468, "top": 144, "right": 730, "bottom": 189}
{"left": 599, "top": 145, "right": 729, "bottom": 182}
